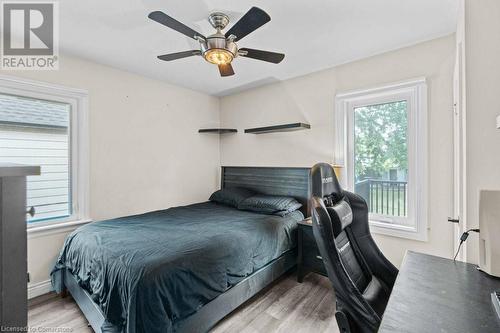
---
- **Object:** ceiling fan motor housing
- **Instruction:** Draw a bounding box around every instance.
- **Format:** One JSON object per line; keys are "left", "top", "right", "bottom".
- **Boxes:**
{"left": 198, "top": 13, "right": 238, "bottom": 64}
{"left": 208, "top": 12, "right": 230, "bottom": 30}
{"left": 200, "top": 31, "right": 238, "bottom": 64}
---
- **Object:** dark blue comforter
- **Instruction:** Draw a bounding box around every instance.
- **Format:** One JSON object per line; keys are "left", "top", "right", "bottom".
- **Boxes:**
{"left": 51, "top": 202, "right": 302, "bottom": 333}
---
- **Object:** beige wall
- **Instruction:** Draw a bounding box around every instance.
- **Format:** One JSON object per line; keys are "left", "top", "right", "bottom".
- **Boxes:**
{"left": 464, "top": 0, "right": 500, "bottom": 264}
{"left": 2, "top": 55, "right": 221, "bottom": 286}
{"left": 220, "top": 35, "right": 456, "bottom": 266}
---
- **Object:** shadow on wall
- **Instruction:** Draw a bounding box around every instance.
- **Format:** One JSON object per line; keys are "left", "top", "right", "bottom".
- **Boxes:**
{"left": 222, "top": 78, "right": 311, "bottom": 125}
{"left": 221, "top": 75, "right": 320, "bottom": 129}
{"left": 219, "top": 78, "right": 333, "bottom": 167}
{"left": 216, "top": 77, "right": 282, "bottom": 97}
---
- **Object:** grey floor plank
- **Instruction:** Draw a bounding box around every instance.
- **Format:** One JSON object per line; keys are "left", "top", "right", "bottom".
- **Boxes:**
{"left": 28, "top": 272, "right": 337, "bottom": 333}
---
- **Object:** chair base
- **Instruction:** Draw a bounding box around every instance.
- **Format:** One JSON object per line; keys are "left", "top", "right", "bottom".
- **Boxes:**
{"left": 335, "top": 310, "right": 352, "bottom": 333}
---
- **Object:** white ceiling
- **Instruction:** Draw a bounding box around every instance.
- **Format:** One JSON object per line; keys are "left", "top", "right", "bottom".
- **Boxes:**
{"left": 60, "top": 0, "right": 458, "bottom": 96}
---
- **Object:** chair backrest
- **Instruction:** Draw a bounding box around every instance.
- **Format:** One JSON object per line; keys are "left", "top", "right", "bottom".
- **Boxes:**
{"left": 310, "top": 163, "right": 398, "bottom": 333}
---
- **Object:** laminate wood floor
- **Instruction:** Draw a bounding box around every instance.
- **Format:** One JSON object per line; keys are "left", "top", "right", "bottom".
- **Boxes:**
{"left": 28, "top": 272, "right": 338, "bottom": 333}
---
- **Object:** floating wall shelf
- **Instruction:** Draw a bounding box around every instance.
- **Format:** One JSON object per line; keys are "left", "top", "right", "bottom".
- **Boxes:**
{"left": 198, "top": 128, "right": 237, "bottom": 134}
{"left": 244, "top": 123, "right": 311, "bottom": 134}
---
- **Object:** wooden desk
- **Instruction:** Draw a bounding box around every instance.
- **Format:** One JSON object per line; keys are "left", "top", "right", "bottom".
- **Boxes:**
{"left": 379, "top": 251, "right": 500, "bottom": 333}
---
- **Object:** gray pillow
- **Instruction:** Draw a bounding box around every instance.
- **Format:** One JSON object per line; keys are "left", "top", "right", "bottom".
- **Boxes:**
{"left": 237, "top": 194, "right": 302, "bottom": 216}
{"left": 209, "top": 187, "right": 255, "bottom": 208}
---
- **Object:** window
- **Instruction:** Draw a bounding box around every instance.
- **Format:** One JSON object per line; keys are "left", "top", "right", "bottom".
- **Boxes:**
{"left": 335, "top": 79, "right": 427, "bottom": 240}
{"left": 0, "top": 94, "right": 71, "bottom": 222}
{"left": 0, "top": 76, "right": 89, "bottom": 228}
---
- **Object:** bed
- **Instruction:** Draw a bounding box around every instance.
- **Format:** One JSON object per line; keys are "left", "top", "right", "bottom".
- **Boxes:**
{"left": 51, "top": 166, "right": 311, "bottom": 333}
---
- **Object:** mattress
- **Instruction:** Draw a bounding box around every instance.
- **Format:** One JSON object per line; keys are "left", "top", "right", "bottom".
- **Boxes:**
{"left": 51, "top": 202, "right": 303, "bottom": 333}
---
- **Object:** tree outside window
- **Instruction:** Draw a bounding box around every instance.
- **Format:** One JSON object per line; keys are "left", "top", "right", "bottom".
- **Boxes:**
{"left": 354, "top": 101, "right": 408, "bottom": 217}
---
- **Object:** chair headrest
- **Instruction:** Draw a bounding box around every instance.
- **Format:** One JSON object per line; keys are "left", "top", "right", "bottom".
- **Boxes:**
{"left": 327, "top": 200, "right": 353, "bottom": 236}
{"left": 311, "top": 163, "right": 343, "bottom": 203}
{"left": 311, "top": 196, "right": 353, "bottom": 237}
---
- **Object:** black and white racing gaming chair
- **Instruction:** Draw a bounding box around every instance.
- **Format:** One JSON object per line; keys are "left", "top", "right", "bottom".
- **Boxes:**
{"left": 310, "top": 163, "right": 398, "bottom": 333}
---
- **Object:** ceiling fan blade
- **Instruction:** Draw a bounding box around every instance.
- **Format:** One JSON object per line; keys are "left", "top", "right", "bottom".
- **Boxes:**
{"left": 218, "top": 63, "right": 235, "bottom": 77}
{"left": 148, "top": 11, "right": 205, "bottom": 40}
{"left": 157, "top": 50, "right": 201, "bottom": 61}
{"left": 239, "top": 48, "right": 285, "bottom": 64}
{"left": 225, "top": 7, "right": 270, "bottom": 41}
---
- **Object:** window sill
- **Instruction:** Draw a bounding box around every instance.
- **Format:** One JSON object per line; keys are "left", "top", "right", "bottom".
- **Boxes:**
{"left": 27, "top": 218, "right": 92, "bottom": 239}
{"left": 369, "top": 220, "right": 428, "bottom": 242}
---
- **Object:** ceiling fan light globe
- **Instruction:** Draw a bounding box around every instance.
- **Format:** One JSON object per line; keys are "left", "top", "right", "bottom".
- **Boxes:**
{"left": 204, "top": 49, "right": 234, "bottom": 65}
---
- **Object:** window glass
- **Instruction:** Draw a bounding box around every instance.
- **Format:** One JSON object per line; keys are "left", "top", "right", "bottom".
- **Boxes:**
{"left": 0, "top": 93, "right": 71, "bottom": 223}
{"left": 353, "top": 100, "right": 408, "bottom": 219}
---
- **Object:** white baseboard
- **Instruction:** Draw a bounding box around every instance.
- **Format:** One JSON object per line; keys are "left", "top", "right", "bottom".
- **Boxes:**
{"left": 28, "top": 279, "right": 53, "bottom": 299}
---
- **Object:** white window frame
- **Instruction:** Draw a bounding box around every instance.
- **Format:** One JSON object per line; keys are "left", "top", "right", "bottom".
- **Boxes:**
{"left": 335, "top": 78, "right": 428, "bottom": 241}
{"left": 0, "top": 75, "right": 90, "bottom": 234}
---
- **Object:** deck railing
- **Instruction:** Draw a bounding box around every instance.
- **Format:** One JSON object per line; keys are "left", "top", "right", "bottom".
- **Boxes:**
{"left": 355, "top": 179, "right": 407, "bottom": 216}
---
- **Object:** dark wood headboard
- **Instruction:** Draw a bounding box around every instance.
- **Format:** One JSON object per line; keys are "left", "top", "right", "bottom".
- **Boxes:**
{"left": 221, "top": 166, "right": 311, "bottom": 217}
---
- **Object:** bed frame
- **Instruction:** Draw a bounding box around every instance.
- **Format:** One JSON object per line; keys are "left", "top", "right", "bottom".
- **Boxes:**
{"left": 62, "top": 166, "right": 311, "bottom": 333}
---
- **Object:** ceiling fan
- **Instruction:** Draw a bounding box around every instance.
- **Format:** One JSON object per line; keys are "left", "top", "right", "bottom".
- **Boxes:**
{"left": 148, "top": 7, "right": 285, "bottom": 77}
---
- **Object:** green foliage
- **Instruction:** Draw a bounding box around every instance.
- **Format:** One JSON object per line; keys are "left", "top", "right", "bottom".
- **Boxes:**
{"left": 354, "top": 101, "right": 408, "bottom": 181}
